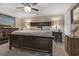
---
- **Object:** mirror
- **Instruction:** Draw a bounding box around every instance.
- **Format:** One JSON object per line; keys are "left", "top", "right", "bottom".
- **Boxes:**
{"left": 71, "top": 3, "right": 79, "bottom": 24}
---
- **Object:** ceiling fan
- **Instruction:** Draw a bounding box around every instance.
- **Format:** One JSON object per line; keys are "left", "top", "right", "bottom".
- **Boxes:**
{"left": 16, "top": 3, "right": 39, "bottom": 12}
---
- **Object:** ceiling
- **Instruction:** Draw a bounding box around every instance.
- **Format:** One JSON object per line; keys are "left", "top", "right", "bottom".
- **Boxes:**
{"left": 0, "top": 3, "right": 73, "bottom": 18}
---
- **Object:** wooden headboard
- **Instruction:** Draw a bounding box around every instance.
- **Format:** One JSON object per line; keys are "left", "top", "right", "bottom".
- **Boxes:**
{"left": 31, "top": 22, "right": 51, "bottom": 27}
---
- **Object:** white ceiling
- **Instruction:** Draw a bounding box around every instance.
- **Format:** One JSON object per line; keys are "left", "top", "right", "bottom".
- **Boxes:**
{"left": 0, "top": 3, "right": 73, "bottom": 18}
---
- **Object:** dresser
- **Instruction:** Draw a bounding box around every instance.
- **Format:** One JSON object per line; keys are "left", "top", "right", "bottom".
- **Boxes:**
{"left": 65, "top": 35, "right": 79, "bottom": 56}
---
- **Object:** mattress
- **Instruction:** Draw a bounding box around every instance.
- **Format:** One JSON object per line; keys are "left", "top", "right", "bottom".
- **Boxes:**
{"left": 11, "top": 30, "right": 52, "bottom": 37}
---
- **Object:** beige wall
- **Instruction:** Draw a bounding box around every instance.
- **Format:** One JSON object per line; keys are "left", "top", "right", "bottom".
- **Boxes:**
{"left": 24, "top": 15, "right": 63, "bottom": 22}
{"left": 64, "top": 10, "right": 71, "bottom": 36}
{"left": 64, "top": 4, "right": 79, "bottom": 36}
{"left": 15, "top": 17, "right": 25, "bottom": 30}
{"left": 24, "top": 15, "right": 64, "bottom": 29}
{"left": 15, "top": 15, "right": 64, "bottom": 31}
{"left": 15, "top": 17, "right": 21, "bottom": 28}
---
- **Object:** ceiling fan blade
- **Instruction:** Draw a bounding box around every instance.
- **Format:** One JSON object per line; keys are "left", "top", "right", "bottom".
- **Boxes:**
{"left": 31, "top": 8, "right": 39, "bottom": 11}
{"left": 26, "top": 3, "right": 31, "bottom": 7}
{"left": 32, "top": 3, "right": 37, "bottom": 5}
{"left": 16, "top": 7, "right": 24, "bottom": 9}
{"left": 21, "top": 3, "right": 27, "bottom": 6}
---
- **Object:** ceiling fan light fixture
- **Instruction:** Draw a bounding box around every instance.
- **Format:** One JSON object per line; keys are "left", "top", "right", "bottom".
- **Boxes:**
{"left": 24, "top": 6, "right": 31, "bottom": 12}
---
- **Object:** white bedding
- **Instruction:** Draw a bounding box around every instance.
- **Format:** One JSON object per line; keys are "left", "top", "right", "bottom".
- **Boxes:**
{"left": 12, "top": 30, "right": 52, "bottom": 37}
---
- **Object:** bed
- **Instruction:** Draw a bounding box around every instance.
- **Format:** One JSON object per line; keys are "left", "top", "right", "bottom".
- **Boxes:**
{"left": 9, "top": 30, "right": 54, "bottom": 56}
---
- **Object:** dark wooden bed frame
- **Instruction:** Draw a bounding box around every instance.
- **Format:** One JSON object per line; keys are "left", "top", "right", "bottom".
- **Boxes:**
{"left": 9, "top": 34, "right": 54, "bottom": 56}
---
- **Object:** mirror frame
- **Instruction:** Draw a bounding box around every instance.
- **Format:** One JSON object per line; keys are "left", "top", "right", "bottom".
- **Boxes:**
{"left": 71, "top": 3, "right": 79, "bottom": 24}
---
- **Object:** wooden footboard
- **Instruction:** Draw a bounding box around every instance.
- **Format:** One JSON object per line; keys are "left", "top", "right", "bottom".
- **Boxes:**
{"left": 9, "top": 34, "right": 54, "bottom": 56}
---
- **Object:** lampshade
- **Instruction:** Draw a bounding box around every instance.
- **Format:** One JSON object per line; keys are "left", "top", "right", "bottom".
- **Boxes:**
{"left": 24, "top": 6, "right": 31, "bottom": 12}
{"left": 54, "top": 21, "right": 59, "bottom": 25}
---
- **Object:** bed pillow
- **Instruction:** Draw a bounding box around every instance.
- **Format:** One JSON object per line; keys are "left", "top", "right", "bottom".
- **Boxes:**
{"left": 43, "top": 26, "right": 51, "bottom": 31}
{"left": 28, "top": 27, "right": 41, "bottom": 31}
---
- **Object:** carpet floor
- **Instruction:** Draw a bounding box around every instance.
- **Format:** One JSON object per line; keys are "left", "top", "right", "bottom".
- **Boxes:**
{"left": 53, "top": 42, "right": 68, "bottom": 56}
{"left": 0, "top": 42, "right": 67, "bottom": 56}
